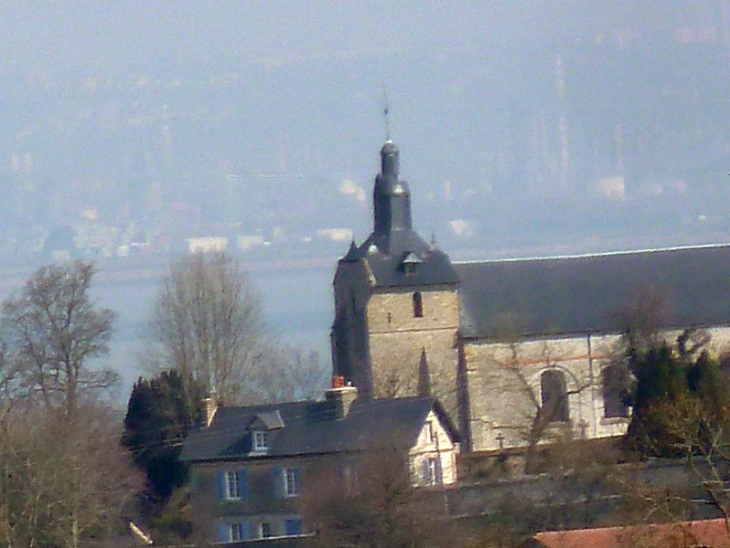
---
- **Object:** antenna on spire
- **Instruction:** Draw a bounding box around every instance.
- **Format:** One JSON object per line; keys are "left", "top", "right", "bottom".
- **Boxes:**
{"left": 382, "top": 84, "right": 391, "bottom": 141}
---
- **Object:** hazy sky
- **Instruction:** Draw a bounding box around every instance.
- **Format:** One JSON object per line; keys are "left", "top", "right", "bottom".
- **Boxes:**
{"left": 0, "top": 1, "right": 711, "bottom": 73}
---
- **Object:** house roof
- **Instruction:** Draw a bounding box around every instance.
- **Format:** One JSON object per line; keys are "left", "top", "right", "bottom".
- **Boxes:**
{"left": 455, "top": 244, "right": 730, "bottom": 339}
{"left": 532, "top": 518, "right": 730, "bottom": 548}
{"left": 180, "top": 396, "right": 458, "bottom": 463}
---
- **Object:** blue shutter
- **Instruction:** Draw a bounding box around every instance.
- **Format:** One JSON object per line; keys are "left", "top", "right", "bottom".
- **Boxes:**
{"left": 236, "top": 469, "right": 248, "bottom": 501}
{"left": 294, "top": 467, "right": 302, "bottom": 495}
{"left": 216, "top": 470, "right": 227, "bottom": 500}
{"left": 241, "top": 521, "right": 251, "bottom": 541}
{"left": 272, "top": 467, "right": 284, "bottom": 498}
{"left": 285, "top": 518, "right": 303, "bottom": 536}
{"left": 217, "top": 522, "right": 229, "bottom": 543}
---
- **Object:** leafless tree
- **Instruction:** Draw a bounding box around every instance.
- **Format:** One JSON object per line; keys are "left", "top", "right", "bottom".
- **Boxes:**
{"left": 147, "top": 252, "right": 327, "bottom": 405}
{"left": 148, "top": 252, "right": 265, "bottom": 405}
{"left": 482, "top": 336, "right": 592, "bottom": 473}
{"left": 303, "top": 449, "right": 453, "bottom": 548}
{"left": 0, "top": 402, "right": 142, "bottom": 548}
{"left": 0, "top": 260, "right": 117, "bottom": 415}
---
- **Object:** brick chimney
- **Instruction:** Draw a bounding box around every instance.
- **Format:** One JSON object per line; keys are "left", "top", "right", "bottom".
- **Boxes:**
{"left": 202, "top": 395, "right": 218, "bottom": 427}
{"left": 325, "top": 379, "right": 358, "bottom": 419}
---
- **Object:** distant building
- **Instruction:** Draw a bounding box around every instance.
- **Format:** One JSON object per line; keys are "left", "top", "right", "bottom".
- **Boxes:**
{"left": 187, "top": 236, "right": 228, "bottom": 254}
{"left": 180, "top": 385, "right": 459, "bottom": 545}
{"left": 331, "top": 141, "right": 730, "bottom": 453}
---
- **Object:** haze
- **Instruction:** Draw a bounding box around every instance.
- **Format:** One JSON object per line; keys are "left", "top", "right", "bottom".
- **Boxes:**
{"left": 1, "top": 1, "right": 729, "bottom": 393}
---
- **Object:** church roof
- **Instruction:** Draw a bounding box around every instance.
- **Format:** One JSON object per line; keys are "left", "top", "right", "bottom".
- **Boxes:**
{"left": 356, "top": 230, "right": 459, "bottom": 288}
{"left": 455, "top": 244, "right": 730, "bottom": 339}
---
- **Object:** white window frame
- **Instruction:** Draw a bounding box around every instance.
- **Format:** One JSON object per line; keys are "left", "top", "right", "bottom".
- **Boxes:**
{"left": 426, "top": 420, "right": 435, "bottom": 444}
{"left": 253, "top": 430, "right": 269, "bottom": 452}
{"left": 284, "top": 467, "right": 301, "bottom": 497}
{"left": 425, "top": 457, "right": 440, "bottom": 486}
{"left": 225, "top": 471, "right": 243, "bottom": 500}
{"left": 230, "top": 522, "right": 245, "bottom": 542}
{"left": 259, "top": 522, "right": 272, "bottom": 539}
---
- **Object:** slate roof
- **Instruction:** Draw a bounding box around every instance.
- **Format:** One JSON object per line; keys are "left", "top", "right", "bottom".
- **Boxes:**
{"left": 455, "top": 244, "right": 730, "bottom": 339}
{"left": 180, "top": 396, "right": 457, "bottom": 463}
{"left": 352, "top": 230, "right": 459, "bottom": 288}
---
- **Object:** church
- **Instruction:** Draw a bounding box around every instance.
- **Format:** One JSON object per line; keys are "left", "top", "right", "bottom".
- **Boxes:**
{"left": 331, "top": 140, "right": 730, "bottom": 453}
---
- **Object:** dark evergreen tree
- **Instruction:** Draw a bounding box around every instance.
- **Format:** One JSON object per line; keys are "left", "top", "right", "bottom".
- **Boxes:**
{"left": 122, "top": 370, "right": 203, "bottom": 501}
{"left": 626, "top": 332, "right": 730, "bottom": 458}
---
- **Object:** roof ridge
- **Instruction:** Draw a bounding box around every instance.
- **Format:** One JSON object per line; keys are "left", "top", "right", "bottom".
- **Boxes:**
{"left": 453, "top": 242, "right": 730, "bottom": 265}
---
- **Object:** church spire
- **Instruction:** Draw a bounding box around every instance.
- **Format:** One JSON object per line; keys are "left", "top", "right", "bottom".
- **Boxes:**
{"left": 373, "top": 141, "right": 412, "bottom": 242}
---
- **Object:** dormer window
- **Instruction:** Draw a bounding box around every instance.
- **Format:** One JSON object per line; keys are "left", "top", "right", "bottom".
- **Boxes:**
{"left": 400, "top": 251, "right": 422, "bottom": 275}
{"left": 253, "top": 431, "right": 269, "bottom": 452}
{"left": 248, "top": 410, "right": 283, "bottom": 455}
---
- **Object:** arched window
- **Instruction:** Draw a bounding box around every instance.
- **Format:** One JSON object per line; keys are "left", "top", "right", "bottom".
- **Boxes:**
{"left": 541, "top": 370, "right": 569, "bottom": 423}
{"left": 412, "top": 292, "right": 423, "bottom": 318}
{"left": 602, "top": 364, "right": 630, "bottom": 418}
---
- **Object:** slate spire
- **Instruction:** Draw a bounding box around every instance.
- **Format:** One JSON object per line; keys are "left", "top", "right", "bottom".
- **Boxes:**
{"left": 373, "top": 141, "right": 412, "bottom": 240}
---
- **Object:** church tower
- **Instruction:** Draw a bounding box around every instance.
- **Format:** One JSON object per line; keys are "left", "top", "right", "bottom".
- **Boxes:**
{"left": 331, "top": 142, "right": 461, "bottom": 421}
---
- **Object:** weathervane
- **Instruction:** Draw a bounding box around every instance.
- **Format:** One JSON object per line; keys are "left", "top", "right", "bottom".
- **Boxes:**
{"left": 382, "top": 84, "right": 390, "bottom": 141}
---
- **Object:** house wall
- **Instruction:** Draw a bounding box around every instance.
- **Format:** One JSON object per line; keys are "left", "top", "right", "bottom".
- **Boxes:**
{"left": 190, "top": 459, "right": 308, "bottom": 544}
{"left": 408, "top": 409, "right": 459, "bottom": 486}
{"left": 367, "top": 286, "right": 461, "bottom": 420}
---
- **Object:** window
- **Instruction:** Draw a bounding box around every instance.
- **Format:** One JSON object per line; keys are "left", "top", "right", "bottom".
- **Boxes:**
{"left": 426, "top": 420, "right": 435, "bottom": 444}
{"left": 284, "top": 467, "right": 301, "bottom": 497}
{"left": 231, "top": 522, "right": 246, "bottom": 541}
{"left": 285, "top": 518, "right": 303, "bottom": 536}
{"left": 218, "top": 521, "right": 250, "bottom": 543}
{"left": 603, "top": 364, "right": 630, "bottom": 418}
{"left": 226, "top": 470, "right": 243, "bottom": 499}
{"left": 341, "top": 462, "right": 360, "bottom": 496}
{"left": 413, "top": 292, "right": 423, "bottom": 318}
{"left": 259, "top": 522, "right": 272, "bottom": 539}
{"left": 422, "top": 457, "right": 440, "bottom": 486}
{"left": 254, "top": 431, "right": 269, "bottom": 451}
{"left": 541, "top": 369, "right": 569, "bottom": 423}
{"left": 217, "top": 469, "right": 247, "bottom": 501}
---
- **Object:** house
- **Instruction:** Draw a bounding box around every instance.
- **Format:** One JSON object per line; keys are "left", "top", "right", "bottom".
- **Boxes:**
{"left": 530, "top": 518, "right": 730, "bottom": 547}
{"left": 179, "top": 384, "right": 459, "bottom": 545}
{"left": 331, "top": 140, "right": 730, "bottom": 453}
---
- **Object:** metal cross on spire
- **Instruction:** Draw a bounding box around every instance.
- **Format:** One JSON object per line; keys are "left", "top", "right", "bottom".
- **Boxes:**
{"left": 382, "top": 84, "right": 390, "bottom": 141}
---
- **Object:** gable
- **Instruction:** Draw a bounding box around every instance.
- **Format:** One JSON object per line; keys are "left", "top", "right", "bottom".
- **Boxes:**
{"left": 456, "top": 244, "right": 730, "bottom": 339}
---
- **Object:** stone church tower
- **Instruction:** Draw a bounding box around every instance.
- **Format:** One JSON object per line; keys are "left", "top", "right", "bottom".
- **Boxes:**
{"left": 331, "top": 141, "right": 462, "bottom": 422}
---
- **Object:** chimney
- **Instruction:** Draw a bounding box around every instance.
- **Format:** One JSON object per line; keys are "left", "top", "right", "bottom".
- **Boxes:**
{"left": 325, "top": 380, "right": 358, "bottom": 419}
{"left": 202, "top": 395, "right": 218, "bottom": 427}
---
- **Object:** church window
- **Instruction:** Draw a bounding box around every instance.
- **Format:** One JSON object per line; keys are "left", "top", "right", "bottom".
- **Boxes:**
{"left": 413, "top": 292, "right": 423, "bottom": 318}
{"left": 602, "top": 364, "right": 630, "bottom": 418}
{"left": 541, "top": 370, "right": 569, "bottom": 423}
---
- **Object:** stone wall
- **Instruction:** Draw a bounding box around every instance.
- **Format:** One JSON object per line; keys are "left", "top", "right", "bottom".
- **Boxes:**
{"left": 465, "top": 325, "right": 730, "bottom": 453}
{"left": 367, "top": 286, "right": 461, "bottom": 419}
{"left": 465, "top": 333, "right": 628, "bottom": 452}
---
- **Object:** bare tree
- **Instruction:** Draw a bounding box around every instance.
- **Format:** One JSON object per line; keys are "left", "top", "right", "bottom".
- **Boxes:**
{"left": 147, "top": 253, "right": 328, "bottom": 405}
{"left": 0, "top": 402, "right": 142, "bottom": 548}
{"left": 149, "top": 252, "right": 264, "bottom": 405}
{"left": 481, "top": 336, "right": 592, "bottom": 473}
{"left": 0, "top": 260, "right": 117, "bottom": 415}
{"left": 303, "top": 449, "right": 453, "bottom": 548}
